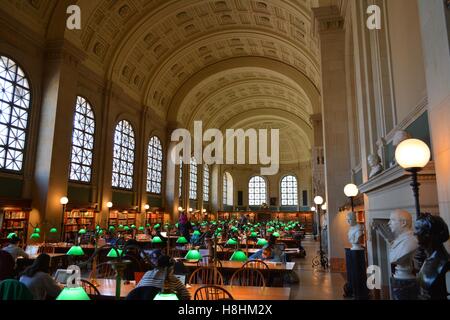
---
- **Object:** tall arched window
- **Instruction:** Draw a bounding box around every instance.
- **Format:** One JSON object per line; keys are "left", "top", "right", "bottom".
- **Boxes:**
{"left": 189, "top": 157, "right": 198, "bottom": 200}
{"left": 203, "top": 165, "right": 210, "bottom": 202}
{"left": 147, "top": 136, "right": 163, "bottom": 194}
{"left": 249, "top": 176, "right": 267, "bottom": 206}
{"left": 0, "top": 56, "right": 31, "bottom": 172}
{"left": 112, "top": 120, "right": 135, "bottom": 190}
{"left": 69, "top": 96, "right": 95, "bottom": 182}
{"left": 223, "top": 171, "right": 233, "bottom": 205}
{"left": 178, "top": 159, "right": 183, "bottom": 199}
{"left": 280, "top": 175, "right": 298, "bottom": 206}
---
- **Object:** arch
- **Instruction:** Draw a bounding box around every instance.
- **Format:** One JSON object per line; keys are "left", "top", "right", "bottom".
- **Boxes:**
{"left": 0, "top": 55, "right": 32, "bottom": 172}
{"left": 69, "top": 96, "right": 95, "bottom": 183}
{"left": 146, "top": 135, "right": 163, "bottom": 194}
{"left": 112, "top": 119, "right": 135, "bottom": 190}
{"left": 280, "top": 175, "right": 298, "bottom": 206}
{"left": 248, "top": 176, "right": 267, "bottom": 206}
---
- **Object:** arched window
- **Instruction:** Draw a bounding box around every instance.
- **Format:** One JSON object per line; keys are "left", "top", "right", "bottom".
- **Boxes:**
{"left": 223, "top": 171, "right": 233, "bottom": 205}
{"left": 147, "top": 136, "right": 163, "bottom": 194}
{"left": 112, "top": 120, "right": 135, "bottom": 190}
{"left": 69, "top": 96, "right": 95, "bottom": 182}
{"left": 203, "top": 164, "right": 210, "bottom": 202}
{"left": 280, "top": 175, "right": 298, "bottom": 206}
{"left": 178, "top": 159, "right": 183, "bottom": 198}
{"left": 249, "top": 176, "right": 266, "bottom": 206}
{"left": 189, "top": 157, "right": 198, "bottom": 200}
{"left": 0, "top": 56, "right": 31, "bottom": 172}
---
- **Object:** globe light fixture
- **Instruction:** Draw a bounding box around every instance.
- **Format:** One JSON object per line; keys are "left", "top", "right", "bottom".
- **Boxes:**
{"left": 310, "top": 206, "right": 316, "bottom": 212}
{"left": 60, "top": 197, "right": 69, "bottom": 205}
{"left": 314, "top": 196, "right": 324, "bottom": 205}
{"left": 189, "top": 208, "right": 193, "bottom": 212}
{"left": 178, "top": 207, "right": 183, "bottom": 212}
{"left": 395, "top": 138, "right": 431, "bottom": 219}
{"left": 313, "top": 195, "right": 328, "bottom": 270}
{"left": 106, "top": 201, "right": 113, "bottom": 208}
{"left": 321, "top": 203, "right": 327, "bottom": 211}
{"left": 344, "top": 183, "right": 359, "bottom": 211}
{"left": 144, "top": 204, "right": 150, "bottom": 210}
{"left": 59, "top": 197, "right": 68, "bottom": 242}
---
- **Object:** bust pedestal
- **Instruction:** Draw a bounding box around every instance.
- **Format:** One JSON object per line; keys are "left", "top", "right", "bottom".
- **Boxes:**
{"left": 344, "top": 248, "right": 369, "bottom": 300}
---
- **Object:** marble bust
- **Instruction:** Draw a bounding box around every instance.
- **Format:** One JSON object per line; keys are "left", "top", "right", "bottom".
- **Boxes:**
{"left": 390, "top": 131, "right": 411, "bottom": 167}
{"left": 368, "top": 153, "right": 383, "bottom": 178}
{"left": 388, "top": 209, "right": 419, "bottom": 279}
{"left": 347, "top": 211, "right": 364, "bottom": 250}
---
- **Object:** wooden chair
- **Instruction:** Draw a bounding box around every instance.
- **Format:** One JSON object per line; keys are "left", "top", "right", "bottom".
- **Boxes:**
{"left": 229, "top": 268, "right": 266, "bottom": 287}
{"left": 194, "top": 285, "right": 234, "bottom": 300}
{"left": 188, "top": 266, "right": 224, "bottom": 286}
{"left": 197, "top": 255, "right": 223, "bottom": 268}
{"left": 80, "top": 279, "right": 101, "bottom": 298}
{"left": 243, "top": 259, "right": 269, "bottom": 270}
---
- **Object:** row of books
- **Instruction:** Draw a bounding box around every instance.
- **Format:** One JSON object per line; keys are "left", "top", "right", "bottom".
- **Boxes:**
{"left": 3, "top": 211, "right": 27, "bottom": 219}
{"left": 65, "top": 211, "right": 95, "bottom": 218}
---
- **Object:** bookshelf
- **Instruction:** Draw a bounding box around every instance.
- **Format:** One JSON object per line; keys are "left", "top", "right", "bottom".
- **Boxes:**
{"left": 63, "top": 208, "right": 96, "bottom": 242}
{"left": 108, "top": 210, "right": 137, "bottom": 227}
{"left": 0, "top": 199, "right": 31, "bottom": 245}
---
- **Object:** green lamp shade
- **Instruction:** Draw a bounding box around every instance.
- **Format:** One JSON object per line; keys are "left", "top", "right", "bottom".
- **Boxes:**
{"left": 230, "top": 250, "right": 248, "bottom": 262}
{"left": 193, "top": 230, "right": 201, "bottom": 236}
{"left": 124, "top": 226, "right": 130, "bottom": 231}
{"left": 30, "top": 233, "right": 40, "bottom": 239}
{"left": 118, "top": 224, "right": 124, "bottom": 229}
{"left": 152, "top": 236, "right": 163, "bottom": 243}
{"left": 49, "top": 228, "right": 57, "bottom": 233}
{"left": 34, "top": 228, "right": 40, "bottom": 233}
{"left": 146, "top": 223, "right": 151, "bottom": 227}
{"left": 184, "top": 249, "right": 202, "bottom": 261}
{"left": 78, "top": 229, "right": 86, "bottom": 234}
{"left": 131, "top": 224, "right": 136, "bottom": 229}
{"left": 175, "top": 223, "right": 179, "bottom": 228}
{"left": 217, "top": 228, "right": 222, "bottom": 232}
{"left": 226, "top": 238, "right": 238, "bottom": 245}
{"left": 272, "top": 232, "right": 280, "bottom": 237}
{"left": 176, "top": 236, "right": 188, "bottom": 244}
{"left": 257, "top": 238, "right": 268, "bottom": 246}
{"left": 109, "top": 226, "right": 115, "bottom": 232}
{"left": 98, "top": 230, "right": 104, "bottom": 235}
{"left": 154, "top": 224, "right": 161, "bottom": 229}
{"left": 107, "top": 248, "right": 123, "bottom": 258}
{"left": 267, "top": 228, "right": 274, "bottom": 233}
{"left": 250, "top": 232, "right": 258, "bottom": 237}
{"left": 7, "top": 233, "right": 16, "bottom": 239}
{"left": 138, "top": 226, "right": 145, "bottom": 231}
{"left": 56, "top": 287, "right": 90, "bottom": 300}
{"left": 153, "top": 292, "right": 179, "bottom": 300}
{"left": 96, "top": 225, "right": 100, "bottom": 230}
{"left": 67, "top": 246, "right": 84, "bottom": 256}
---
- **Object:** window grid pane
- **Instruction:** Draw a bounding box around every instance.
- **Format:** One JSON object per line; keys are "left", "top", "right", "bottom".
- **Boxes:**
{"left": 203, "top": 165, "right": 209, "bottom": 202}
{"left": 146, "top": 136, "right": 163, "bottom": 194}
{"left": 112, "top": 120, "right": 135, "bottom": 190}
{"left": 179, "top": 159, "right": 183, "bottom": 198}
{"left": 189, "top": 157, "right": 197, "bottom": 200}
{"left": 223, "top": 174, "right": 227, "bottom": 205}
{"left": 281, "top": 175, "right": 298, "bottom": 206}
{"left": 69, "top": 96, "right": 95, "bottom": 182}
{"left": 248, "top": 176, "right": 266, "bottom": 206}
{"left": 0, "top": 56, "right": 30, "bottom": 172}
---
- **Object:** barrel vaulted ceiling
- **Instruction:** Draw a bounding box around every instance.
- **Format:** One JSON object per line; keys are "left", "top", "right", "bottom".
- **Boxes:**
{"left": 5, "top": 0, "right": 323, "bottom": 164}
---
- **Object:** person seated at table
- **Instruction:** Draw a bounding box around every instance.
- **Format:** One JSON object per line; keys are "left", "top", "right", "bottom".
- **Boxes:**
{"left": 249, "top": 247, "right": 273, "bottom": 261}
{"left": 2, "top": 235, "right": 28, "bottom": 261}
{"left": 19, "top": 253, "right": 61, "bottom": 300}
{"left": 137, "top": 255, "right": 190, "bottom": 300}
{"left": 190, "top": 228, "right": 202, "bottom": 246}
{"left": 0, "top": 250, "right": 15, "bottom": 282}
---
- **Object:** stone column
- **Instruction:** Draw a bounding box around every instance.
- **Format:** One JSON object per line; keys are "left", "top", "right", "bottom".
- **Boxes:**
{"left": 313, "top": 7, "right": 352, "bottom": 271}
{"left": 31, "top": 40, "right": 85, "bottom": 237}
{"left": 417, "top": 0, "right": 450, "bottom": 247}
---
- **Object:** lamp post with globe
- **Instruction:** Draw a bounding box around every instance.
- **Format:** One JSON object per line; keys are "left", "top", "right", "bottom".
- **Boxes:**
{"left": 312, "top": 196, "right": 328, "bottom": 270}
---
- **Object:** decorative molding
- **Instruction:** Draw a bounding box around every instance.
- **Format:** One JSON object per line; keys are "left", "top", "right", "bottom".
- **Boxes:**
{"left": 312, "top": 6, "right": 345, "bottom": 34}
{"left": 44, "top": 40, "right": 87, "bottom": 68}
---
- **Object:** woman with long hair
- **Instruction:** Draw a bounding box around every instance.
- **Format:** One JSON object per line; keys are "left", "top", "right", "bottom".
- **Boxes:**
{"left": 19, "top": 253, "right": 61, "bottom": 300}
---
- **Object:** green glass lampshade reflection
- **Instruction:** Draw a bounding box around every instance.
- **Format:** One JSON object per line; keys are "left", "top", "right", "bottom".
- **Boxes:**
{"left": 193, "top": 230, "right": 201, "bottom": 236}
{"left": 107, "top": 248, "right": 123, "bottom": 258}
{"left": 78, "top": 229, "right": 86, "bottom": 235}
{"left": 30, "top": 233, "right": 40, "bottom": 240}
{"left": 124, "top": 226, "right": 130, "bottom": 231}
{"left": 56, "top": 287, "right": 90, "bottom": 300}
{"left": 138, "top": 226, "right": 145, "bottom": 231}
{"left": 66, "top": 246, "right": 85, "bottom": 256}
{"left": 131, "top": 225, "right": 136, "bottom": 229}
{"left": 256, "top": 238, "right": 268, "bottom": 246}
{"left": 230, "top": 250, "right": 248, "bottom": 262}
{"left": 272, "top": 232, "right": 280, "bottom": 238}
{"left": 226, "top": 238, "right": 238, "bottom": 245}
{"left": 7, "top": 232, "right": 16, "bottom": 239}
{"left": 152, "top": 236, "right": 163, "bottom": 243}
{"left": 176, "top": 236, "right": 188, "bottom": 244}
{"left": 153, "top": 292, "right": 179, "bottom": 300}
{"left": 49, "top": 228, "right": 58, "bottom": 233}
{"left": 184, "top": 249, "right": 202, "bottom": 261}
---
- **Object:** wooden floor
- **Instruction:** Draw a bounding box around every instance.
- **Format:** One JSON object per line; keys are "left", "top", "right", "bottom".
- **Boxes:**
{"left": 288, "top": 237, "right": 347, "bottom": 300}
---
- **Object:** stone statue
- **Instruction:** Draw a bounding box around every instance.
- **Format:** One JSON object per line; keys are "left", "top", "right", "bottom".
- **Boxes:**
{"left": 415, "top": 213, "right": 450, "bottom": 300}
{"left": 347, "top": 211, "right": 364, "bottom": 250}
{"left": 390, "top": 130, "right": 411, "bottom": 167}
{"left": 388, "top": 209, "right": 419, "bottom": 279}
{"left": 368, "top": 153, "right": 383, "bottom": 178}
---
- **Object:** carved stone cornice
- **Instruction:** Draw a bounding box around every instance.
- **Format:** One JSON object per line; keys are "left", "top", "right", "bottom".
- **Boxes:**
{"left": 312, "top": 6, "right": 345, "bottom": 34}
{"left": 44, "top": 39, "right": 87, "bottom": 68}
